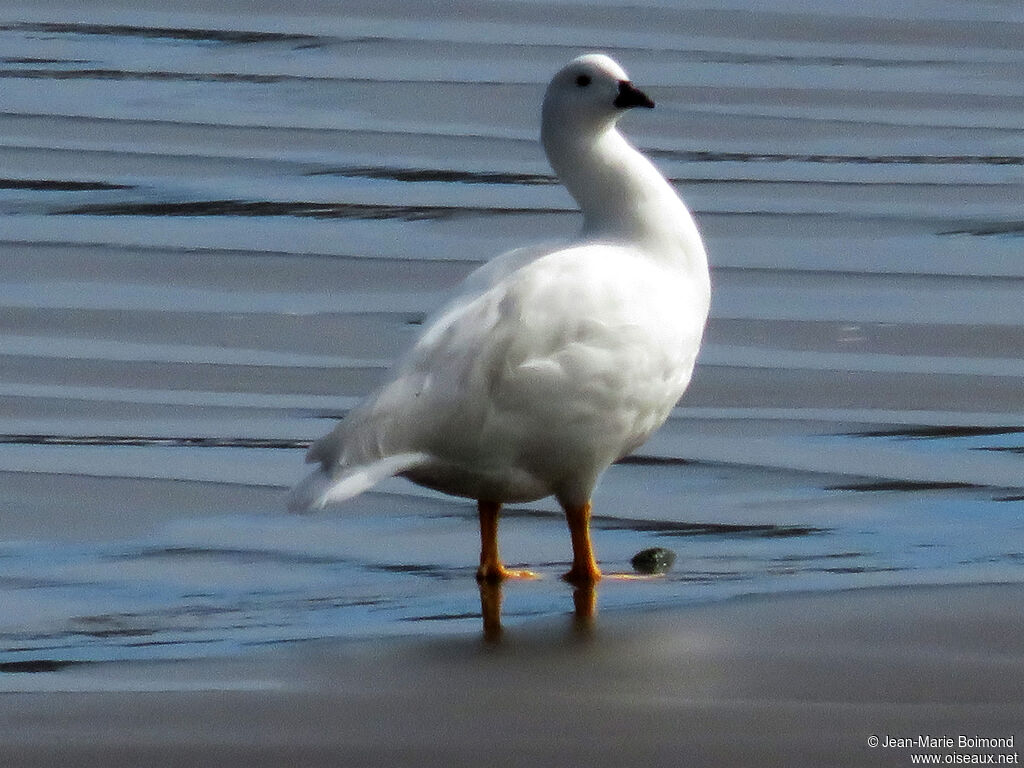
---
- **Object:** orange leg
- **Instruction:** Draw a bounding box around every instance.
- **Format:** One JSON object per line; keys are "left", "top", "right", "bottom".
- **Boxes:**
{"left": 476, "top": 500, "right": 537, "bottom": 582}
{"left": 562, "top": 500, "right": 602, "bottom": 585}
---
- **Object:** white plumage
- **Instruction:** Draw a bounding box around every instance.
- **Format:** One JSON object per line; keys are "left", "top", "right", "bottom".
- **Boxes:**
{"left": 290, "top": 54, "right": 711, "bottom": 583}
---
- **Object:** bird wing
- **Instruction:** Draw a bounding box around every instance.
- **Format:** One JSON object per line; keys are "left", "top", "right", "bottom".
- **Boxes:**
{"left": 302, "top": 241, "right": 558, "bottom": 472}
{"left": 313, "top": 241, "right": 706, "bottom": 480}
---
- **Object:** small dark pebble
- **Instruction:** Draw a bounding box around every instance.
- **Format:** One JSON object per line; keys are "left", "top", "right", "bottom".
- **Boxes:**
{"left": 631, "top": 547, "right": 676, "bottom": 575}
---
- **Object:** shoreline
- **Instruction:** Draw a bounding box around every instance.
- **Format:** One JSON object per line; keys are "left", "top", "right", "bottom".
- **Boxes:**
{"left": 2, "top": 582, "right": 1021, "bottom": 767}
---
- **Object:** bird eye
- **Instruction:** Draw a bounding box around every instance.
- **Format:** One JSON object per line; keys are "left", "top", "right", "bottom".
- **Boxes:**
{"left": 575, "top": 74, "right": 591, "bottom": 88}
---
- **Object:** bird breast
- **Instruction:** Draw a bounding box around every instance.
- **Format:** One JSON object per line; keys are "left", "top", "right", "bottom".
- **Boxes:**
{"left": 419, "top": 244, "right": 706, "bottom": 466}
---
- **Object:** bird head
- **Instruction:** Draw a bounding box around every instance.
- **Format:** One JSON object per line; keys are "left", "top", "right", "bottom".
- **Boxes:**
{"left": 541, "top": 54, "right": 654, "bottom": 139}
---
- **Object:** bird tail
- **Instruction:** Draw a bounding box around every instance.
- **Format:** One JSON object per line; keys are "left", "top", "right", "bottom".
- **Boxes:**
{"left": 287, "top": 452, "right": 429, "bottom": 513}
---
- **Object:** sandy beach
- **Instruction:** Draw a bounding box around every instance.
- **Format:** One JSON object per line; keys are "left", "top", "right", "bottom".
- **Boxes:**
{"left": 2, "top": 583, "right": 1021, "bottom": 767}
{"left": 1, "top": 2, "right": 1022, "bottom": 766}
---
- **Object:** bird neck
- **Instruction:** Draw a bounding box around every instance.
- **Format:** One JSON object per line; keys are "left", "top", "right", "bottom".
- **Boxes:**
{"left": 542, "top": 121, "right": 709, "bottom": 282}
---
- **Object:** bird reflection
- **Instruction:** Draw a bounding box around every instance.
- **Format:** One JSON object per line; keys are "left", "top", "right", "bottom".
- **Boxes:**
{"left": 479, "top": 579, "right": 505, "bottom": 642}
{"left": 478, "top": 579, "right": 597, "bottom": 643}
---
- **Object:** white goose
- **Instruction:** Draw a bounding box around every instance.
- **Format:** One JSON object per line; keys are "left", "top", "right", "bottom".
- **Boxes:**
{"left": 290, "top": 54, "right": 711, "bottom": 585}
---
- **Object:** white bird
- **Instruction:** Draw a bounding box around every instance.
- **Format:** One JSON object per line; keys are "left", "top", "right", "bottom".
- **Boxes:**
{"left": 290, "top": 54, "right": 711, "bottom": 585}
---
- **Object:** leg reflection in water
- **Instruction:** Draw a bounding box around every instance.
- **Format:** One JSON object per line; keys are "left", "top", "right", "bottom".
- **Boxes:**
{"left": 478, "top": 580, "right": 597, "bottom": 643}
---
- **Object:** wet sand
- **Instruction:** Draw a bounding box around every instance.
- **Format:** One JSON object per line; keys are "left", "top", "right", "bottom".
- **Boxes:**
{"left": 1, "top": 4, "right": 1022, "bottom": 763}
{"left": 2, "top": 0, "right": 1023, "bottom": 661}
{"left": 2, "top": 583, "right": 1021, "bottom": 767}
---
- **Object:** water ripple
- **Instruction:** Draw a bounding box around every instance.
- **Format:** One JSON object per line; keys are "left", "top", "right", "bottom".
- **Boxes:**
{"left": 0, "top": 0, "right": 1022, "bottom": 663}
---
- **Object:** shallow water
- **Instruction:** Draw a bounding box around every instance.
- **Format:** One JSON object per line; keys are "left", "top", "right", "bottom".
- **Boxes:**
{"left": 0, "top": 0, "right": 1022, "bottom": 664}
